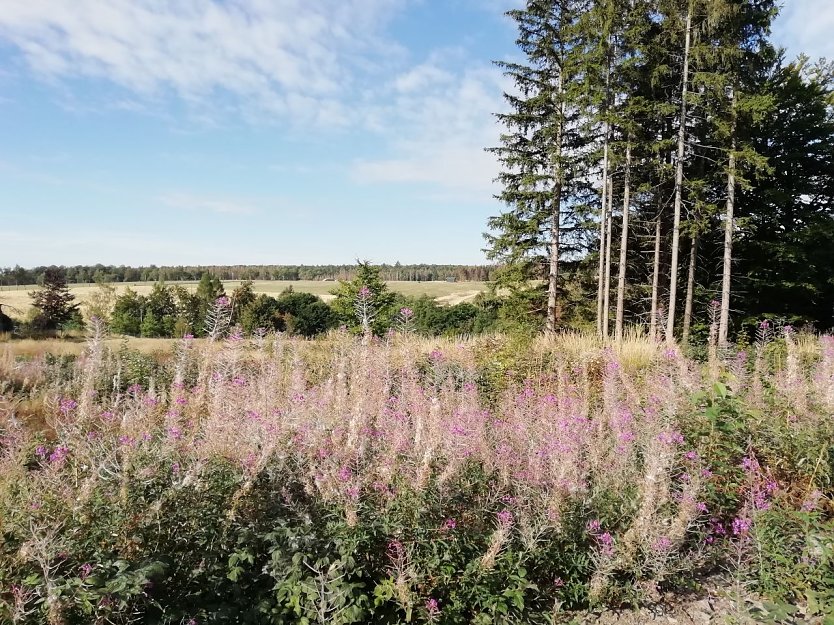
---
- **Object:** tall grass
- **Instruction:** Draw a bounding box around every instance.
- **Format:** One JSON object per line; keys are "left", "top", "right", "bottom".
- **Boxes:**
{"left": 0, "top": 326, "right": 831, "bottom": 623}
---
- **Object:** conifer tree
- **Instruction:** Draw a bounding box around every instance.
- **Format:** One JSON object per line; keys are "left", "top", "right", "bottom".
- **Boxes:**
{"left": 486, "top": 0, "right": 594, "bottom": 333}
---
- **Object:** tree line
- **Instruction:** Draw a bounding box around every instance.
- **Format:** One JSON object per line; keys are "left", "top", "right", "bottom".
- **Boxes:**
{"left": 487, "top": 0, "right": 834, "bottom": 340}
{"left": 0, "top": 263, "right": 494, "bottom": 287}
{"left": 10, "top": 264, "right": 500, "bottom": 339}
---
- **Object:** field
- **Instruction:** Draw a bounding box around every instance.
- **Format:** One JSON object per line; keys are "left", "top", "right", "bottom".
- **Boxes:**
{"left": 0, "top": 281, "right": 489, "bottom": 319}
{"left": 1, "top": 326, "right": 832, "bottom": 624}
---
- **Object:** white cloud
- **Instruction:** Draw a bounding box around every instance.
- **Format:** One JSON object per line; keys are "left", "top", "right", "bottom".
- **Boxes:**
{"left": 353, "top": 63, "right": 508, "bottom": 199}
{"left": 772, "top": 0, "right": 834, "bottom": 60}
{"left": 0, "top": 0, "right": 407, "bottom": 125}
{"left": 158, "top": 192, "right": 260, "bottom": 216}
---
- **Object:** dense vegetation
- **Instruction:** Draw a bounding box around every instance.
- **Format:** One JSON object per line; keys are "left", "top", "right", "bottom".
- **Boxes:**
{"left": 487, "top": 0, "right": 834, "bottom": 338}
{"left": 0, "top": 264, "right": 493, "bottom": 287}
{"left": 1, "top": 320, "right": 832, "bottom": 623}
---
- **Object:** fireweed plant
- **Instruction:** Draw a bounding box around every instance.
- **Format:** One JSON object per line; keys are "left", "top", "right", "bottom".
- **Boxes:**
{"left": 0, "top": 309, "right": 832, "bottom": 623}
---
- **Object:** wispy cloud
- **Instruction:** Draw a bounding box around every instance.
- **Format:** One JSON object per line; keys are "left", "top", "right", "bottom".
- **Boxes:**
{"left": 158, "top": 192, "right": 260, "bottom": 216}
{"left": 0, "top": 0, "right": 408, "bottom": 125}
{"left": 352, "top": 61, "right": 508, "bottom": 199}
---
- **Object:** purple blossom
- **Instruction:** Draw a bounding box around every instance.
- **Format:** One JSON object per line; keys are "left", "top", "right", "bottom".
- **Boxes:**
{"left": 801, "top": 490, "right": 823, "bottom": 512}
{"left": 35, "top": 445, "right": 48, "bottom": 458}
{"left": 337, "top": 466, "right": 352, "bottom": 482}
{"left": 425, "top": 598, "right": 440, "bottom": 617}
{"left": 59, "top": 398, "right": 78, "bottom": 415}
{"left": 79, "top": 563, "right": 93, "bottom": 580}
{"left": 49, "top": 445, "right": 69, "bottom": 464}
{"left": 127, "top": 383, "right": 143, "bottom": 394}
{"left": 732, "top": 517, "right": 751, "bottom": 536}
{"left": 497, "top": 510, "right": 514, "bottom": 526}
{"left": 216, "top": 296, "right": 231, "bottom": 307}
{"left": 652, "top": 537, "right": 673, "bottom": 553}
{"left": 399, "top": 307, "right": 414, "bottom": 319}
{"left": 166, "top": 427, "right": 182, "bottom": 440}
{"left": 357, "top": 286, "right": 372, "bottom": 300}
{"left": 441, "top": 518, "right": 457, "bottom": 531}
{"left": 587, "top": 519, "right": 602, "bottom": 534}
{"left": 658, "top": 430, "right": 685, "bottom": 446}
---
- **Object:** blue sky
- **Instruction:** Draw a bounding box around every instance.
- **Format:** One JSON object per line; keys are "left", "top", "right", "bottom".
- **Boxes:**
{"left": 0, "top": 0, "right": 831, "bottom": 267}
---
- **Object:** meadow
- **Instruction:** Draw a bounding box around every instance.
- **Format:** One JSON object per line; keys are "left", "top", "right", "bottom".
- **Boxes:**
{"left": 0, "top": 316, "right": 832, "bottom": 624}
{"left": 0, "top": 281, "right": 488, "bottom": 319}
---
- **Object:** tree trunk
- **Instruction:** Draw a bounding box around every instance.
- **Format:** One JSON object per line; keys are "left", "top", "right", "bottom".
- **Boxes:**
{"left": 615, "top": 141, "right": 631, "bottom": 342}
{"left": 666, "top": 3, "right": 692, "bottom": 344}
{"left": 602, "top": 176, "right": 614, "bottom": 338}
{"left": 682, "top": 234, "right": 698, "bottom": 343}
{"left": 719, "top": 92, "right": 737, "bottom": 346}
{"left": 596, "top": 134, "right": 610, "bottom": 337}
{"left": 546, "top": 80, "right": 565, "bottom": 334}
{"left": 650, "top": 215, "right": 662, "bottom": 341}
{"left": 596, "top": 43, "right": 612, "bottom": 338}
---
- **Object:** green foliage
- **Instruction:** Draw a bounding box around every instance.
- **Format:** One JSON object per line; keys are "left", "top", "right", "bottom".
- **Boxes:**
{"left": 28, "top": 266, "right": 80, "bottom": 331}
{"left": 330, "top": 262, "right": 398, "bottom": 335}
{"left": 275, "top": 290, "right": 336, "bottom": 338}
{"left": 110, "top": 288, "right": 144, "bottom": 336}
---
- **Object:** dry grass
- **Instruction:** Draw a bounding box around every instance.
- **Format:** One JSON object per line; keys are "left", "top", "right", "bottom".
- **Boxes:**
{"left": 0, "top": 336, "right": 182, "bottom": 359}
{"left": 0, "top": 280, "right": 488, "bottom": 319}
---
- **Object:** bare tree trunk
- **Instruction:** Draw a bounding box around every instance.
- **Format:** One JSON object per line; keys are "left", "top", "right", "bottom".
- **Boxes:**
{"left": 719, "top": 92, "right": 737, "bottom": 346}
{"left": 682, "top": 234, "right": 698, "bottom": 343}
{"left": 596, "top": 44, "right": 612, "bottom": 338}
{"left": 602, "top": 176, "right": 614, "bottom": 338}
{"left": 650, "top": 215, "right": 662, "bottom": 341}
{"left": 596, "top": 134, "right": 610, "bottom": 337}
{"left": 546, "top": 81, "right": 565, "bottom": 334}
{"left": 666, "top": 4, "right": 692, "bottom": 344}
{"left": 615, "top": 142, "right": 631, "bottom": 343}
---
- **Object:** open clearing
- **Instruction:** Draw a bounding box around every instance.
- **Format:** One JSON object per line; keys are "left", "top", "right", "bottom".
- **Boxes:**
{"left": 0, "top": 280, "right": 488, "bottom": 318}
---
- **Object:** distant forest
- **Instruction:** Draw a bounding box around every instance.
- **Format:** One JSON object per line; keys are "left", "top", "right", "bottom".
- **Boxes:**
{"left": 0, "top": 264, "right": 494, "bottom": 286}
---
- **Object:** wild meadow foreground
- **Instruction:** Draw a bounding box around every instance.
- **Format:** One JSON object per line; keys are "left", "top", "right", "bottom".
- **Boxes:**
{"left": 1, "top": 322, "right": 832, "bottom": 624}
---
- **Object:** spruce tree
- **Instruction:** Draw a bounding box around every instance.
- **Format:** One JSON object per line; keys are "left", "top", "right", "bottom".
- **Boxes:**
{"left": 486, "top": 0, "right": 594, "bottom": 332}
{"left": 29, "top": 266, "right": 79, "bottom": 331}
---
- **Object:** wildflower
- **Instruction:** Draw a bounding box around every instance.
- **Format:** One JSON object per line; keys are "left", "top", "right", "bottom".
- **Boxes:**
{"left": 59, "top": 398, "right": 78, "bottom": 414}
{"left": 400, "top": 307, "right": 414, "bottom": 319}
{"left": 801, "top": 490, "right": 823, "bottom": 512}
{"left": 652, "top": 536, "right": 673, "bottom": 553}
{"left": 35, "top": 445, "right": 48, "bottom": 458}
{"left": 358, "top": 286, "right": 372, "bottom": 300}
{"left": 167, "top": 427, "right": 182, "bottom": 440}
{"left": 429, "top": 349, "right": 444, "bottom": 362}
{"left": 337, "top": 466, "right": 352, "bottom": 482}
{"left": 441, "top": 518, "right": 457, "bottom": 532}
{"left": 79, "top": 563, "right": 93, "bottom": 580}
{"left": 741, "top": 456, "right": 759, "bottom": 474}
{"left": 216, "top": 296, "right": 230, "bottom": 307}
{"left": 127, "top": 384, "right": 143, "bottom": 394}
{"left": 587, "top": 519, "right": 602, "bottom": 534}
{"left": 497, "top": 510, "right": 514, "bottom": 526}
{"left": 172, "top": 462, "right": 181, "bottom": 475}
{"left": 658, "top": 430, "right": 685, "bottom": 446}
{"left": 553, "top": 577, "right": 565, "bottom": 588}
{"left": 118, "top": 435, "right": 135, "bottom": 447}
{"left": 732, "top": 517, "right": 751, "bottom": 536}
{"left": 684, "top": 450, "right": 700, "bottom": 462}
{"left": 175, "top": 396, "right": 188, "bottom": 405}
{"left": 49, "top": 445, "right": 69, "bottom": 465}
{"left": 425, "top": 598, "right": 440, "bottom": 618}
{"left": 696, "top": 502, "right": 708, "bottom": 514}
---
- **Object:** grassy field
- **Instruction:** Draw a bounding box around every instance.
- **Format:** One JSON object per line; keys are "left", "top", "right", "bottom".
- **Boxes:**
{"left": 0, "top": 280, "right": 488, "bottom": 318}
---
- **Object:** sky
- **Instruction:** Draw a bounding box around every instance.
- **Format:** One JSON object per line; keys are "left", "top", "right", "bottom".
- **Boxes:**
{"left": 0, "top": 0, "right": 831, "bottom": 268}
